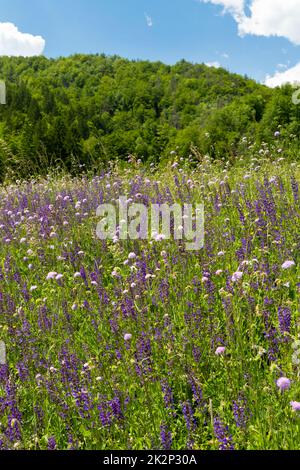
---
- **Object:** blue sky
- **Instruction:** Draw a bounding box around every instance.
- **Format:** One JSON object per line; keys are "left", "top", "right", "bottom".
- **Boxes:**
{"left": 0, "top": 0, "right": 300, "bottom": 86}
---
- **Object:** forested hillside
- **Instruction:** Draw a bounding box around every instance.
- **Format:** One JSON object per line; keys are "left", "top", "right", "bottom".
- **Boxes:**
{"left": 0, "top": 54, "right": 299, "bottom": 179}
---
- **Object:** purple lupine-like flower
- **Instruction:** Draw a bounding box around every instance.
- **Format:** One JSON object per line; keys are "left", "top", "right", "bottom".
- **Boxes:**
{"left": 74, "top": 388, "right": 93, "bottom": 419}
{"left": 213, "top": 416, "right": 234, "bottom": 450}
{"left": 161, "top": 379, "right": 175, "bottom": 414}
{"left": 109, "top": 396, "right": 124, "bottom": 422}
{"left": 34, "top": 406, "right": 44, "bottom": 429}
{"left": 135, "top": 334, "right": 152, "bottom": 376}
{"left": 160, "top": 423, "right": 172, "bottom": 450}
{"left": 5, "top": 415, "right": 22, "bottom": 443}
{"left": 98, "top": 402, "right": 112, "bottom": 427}
{"left": 188, "top": 376, "right": 203, "bottom": 408}
{"left": 192, "top": 345, "right": 201, "bottom": 363}
{"left": 38, "top": 304, "right": 53, "bottom": 331}
{"left": 202, "top": 272, "right": 216, "bottom": 306}
{"left": 2, "top": 381, "right": 22, "bottom": 443}
{"left": 21, "top": 283, "right": 30, "bottom": 302}
{"left": 67, "top": 433, "right": 79, "bottom": 450}
{"left": 0, "top": 364, "right": 8, "bottom": 383}
{"left": 16, "top": 361, "right": 29, "bottom": 382}
{"left": 47, "top": 436, "right": 57, "bottom": 450}
{"left": 263, "top": 299, "right": 279, "bottom": 362}
{"left": 80, "top": 266, "right": 88, "bottom": 286}
{"left": 181, "top": 400, "right": 196, "bottom": 432}
{"left": 232, "top": 395, "right": 249, "bottom": 429}
{"left": 278, "top": 307, "right": 291, "bottom": 336}
{"left": 291, "top": 176, "right": 299, "bottom": 204}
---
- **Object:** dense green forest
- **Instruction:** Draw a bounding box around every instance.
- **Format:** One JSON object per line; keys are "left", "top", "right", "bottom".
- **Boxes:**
{"left": 0, "top": 54, "right": 299, "bottom": 179}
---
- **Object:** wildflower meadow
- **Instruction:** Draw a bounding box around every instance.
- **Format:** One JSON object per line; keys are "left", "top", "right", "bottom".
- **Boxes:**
{"left": 0, "top": 149, "right": 299, "bottom": 450}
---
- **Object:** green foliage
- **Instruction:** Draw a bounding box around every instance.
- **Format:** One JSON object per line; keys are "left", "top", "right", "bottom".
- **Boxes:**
{"left": 0, "top": 54, "right": 299, "bottom": 179}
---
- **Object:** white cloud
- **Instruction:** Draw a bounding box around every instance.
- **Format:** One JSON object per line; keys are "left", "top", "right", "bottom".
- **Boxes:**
{"left": 239, "top": 0, "right": 300, "bottom": 45}
{"left": 145, "top": 14, "right": 153, "bottom": 28}
{"left": 202, "top": 0, "right": 244, "bottom": 16}
{"left": 265, "top": 62, "right": 300, "bottom": 87}
{"left": 201, "top": 0, "right": 300, "bottom": 45}
{"left": 0, "top": 22, "right": 45, "bottom": 56}
{"left": 205, "top": 61, "right": 221, "bottom": 68}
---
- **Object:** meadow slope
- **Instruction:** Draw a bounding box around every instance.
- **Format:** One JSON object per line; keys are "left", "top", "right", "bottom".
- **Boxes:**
{"left": 0, "top": 151, "right": 299, "bottom": 450}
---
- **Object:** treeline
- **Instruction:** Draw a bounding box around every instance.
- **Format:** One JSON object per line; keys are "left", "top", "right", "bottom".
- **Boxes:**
{"left": 0, "top": 54, "right": 299, "bottom": 179}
